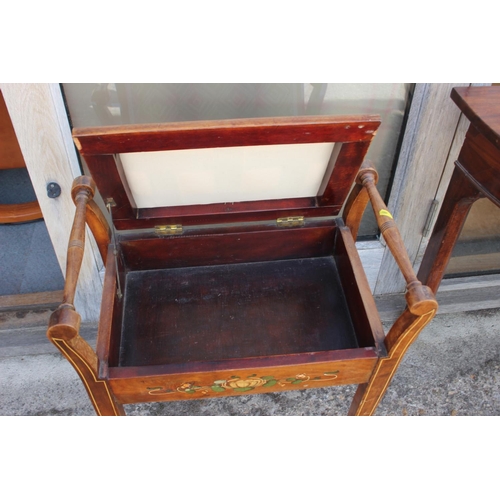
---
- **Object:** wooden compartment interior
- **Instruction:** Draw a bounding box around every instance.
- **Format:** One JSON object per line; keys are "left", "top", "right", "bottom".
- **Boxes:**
{"left": 103, "top": 224, "right": 379, "bottom": 370}
{"left": 120, "top": 256, "right": 358, "bottom": 367}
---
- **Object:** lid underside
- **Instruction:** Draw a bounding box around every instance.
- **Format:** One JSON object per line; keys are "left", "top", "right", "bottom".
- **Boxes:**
{"left": 74, "top": 115, "right": 380, "bottom": 229}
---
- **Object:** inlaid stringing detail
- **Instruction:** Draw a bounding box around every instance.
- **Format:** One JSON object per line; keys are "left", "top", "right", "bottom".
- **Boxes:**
{"left": 356, "top": 309, "right": 436, "bottom": 415}
{"left": 147, "top": 372, "right": 340, "bottom": 396}
{"left": 52, "top": 338, "right": 119, "bottom": 416}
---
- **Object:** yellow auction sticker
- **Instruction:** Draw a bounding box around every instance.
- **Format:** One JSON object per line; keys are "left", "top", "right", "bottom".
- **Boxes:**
{"left": 379, "top": 209, "right": 393, "bottom": 219}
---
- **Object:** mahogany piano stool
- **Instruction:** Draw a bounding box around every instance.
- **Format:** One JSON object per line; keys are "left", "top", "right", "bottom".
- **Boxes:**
{"left": 47, "top": 115, "right": 438, "bottom": 416}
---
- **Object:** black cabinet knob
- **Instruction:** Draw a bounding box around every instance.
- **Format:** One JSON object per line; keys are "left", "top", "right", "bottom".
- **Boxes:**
{"left": 47, "top": 182, "right": 61, "bottom": 199}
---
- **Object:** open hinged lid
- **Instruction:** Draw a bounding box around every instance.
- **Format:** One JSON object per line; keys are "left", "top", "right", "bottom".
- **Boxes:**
{"left": 73, "top": 115, "right": 381, "bottom": 231}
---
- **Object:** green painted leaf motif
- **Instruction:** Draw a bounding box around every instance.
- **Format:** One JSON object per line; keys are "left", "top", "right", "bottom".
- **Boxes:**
{"left": 261, "top": 376, "right": 275, "bottom": 381}
{"left": 213, "top": 380, "right": 226, "bottom": 385}
{"left": 286, "top": 378, "right": 296, "bottom": 382}
{"left": 324, "top": 371, "right": 339, "bottom": 375}
{"left": 233, "top": 387, "right": 254, "bottom": 392}
{"left": 185, "top": 389, "right": 196, "bottom": 394}
{"left": 262, "top": 380, "right": 277, "bottom": 388}
{"left": 211, "top": 385, "right": 226, "bottom": 392}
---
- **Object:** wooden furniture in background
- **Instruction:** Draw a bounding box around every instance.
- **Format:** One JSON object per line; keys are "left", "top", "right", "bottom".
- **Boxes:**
{"left": 0, "top": 90, "right": 42, "bottom": 223}
{"left": 418, "top": 86, "right": 500, "bottom": 292}
{"left": 47, "top": 115, "right": 437, "bottom": 416}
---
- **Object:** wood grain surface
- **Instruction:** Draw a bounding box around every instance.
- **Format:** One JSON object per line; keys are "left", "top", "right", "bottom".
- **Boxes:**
{"left": 77, "top": 115, "right": 380, "bottom": 228}
{"left": 119, "top": 257, "right": 359, "bottom": 366}
{"left": 73, "top": 115, "right": 380, "bottom": 154}
{"left": 120, "top": 226, "right": 336, "bottom": 270}
{"left": 1, "top": 84, "right": 103, "bottom": 321}
{"left": 451, "top": 86, "right": 500, "bottom": 147}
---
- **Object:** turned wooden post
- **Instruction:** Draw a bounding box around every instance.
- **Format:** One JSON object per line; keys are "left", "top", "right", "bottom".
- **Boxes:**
{"left": 348, "top": 162, "right": 438, "bottom": 415}
{"left": 343, "top": 167, "right": 378, "bottom": 242}
{"left": 60, "top": 177, "right": 95, "bottom": 309}
{"left": 47, "top": 176, "right": 124, "bottom": 416}
{"left": 358, "top": 162, "right": 437, "bottom": 316}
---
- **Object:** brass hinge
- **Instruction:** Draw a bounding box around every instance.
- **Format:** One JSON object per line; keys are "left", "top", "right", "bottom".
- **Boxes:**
{"left": 155, "top": 224, "right": 183, "bottom": 236}
{"left": 277, "top": 216, "right": 305, "bottom": 228}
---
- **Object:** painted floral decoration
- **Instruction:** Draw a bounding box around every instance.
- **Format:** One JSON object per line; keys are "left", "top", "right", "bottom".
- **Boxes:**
{"left": 147, "top": 371, "right": 339, "bottom": 396}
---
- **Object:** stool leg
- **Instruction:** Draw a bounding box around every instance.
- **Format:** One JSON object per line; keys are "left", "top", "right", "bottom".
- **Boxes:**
{"left": 47, "top": 328, "right": 125, "bottom": 416}
{"left": 348, "top": 309, "right": 436, "bottom": 416}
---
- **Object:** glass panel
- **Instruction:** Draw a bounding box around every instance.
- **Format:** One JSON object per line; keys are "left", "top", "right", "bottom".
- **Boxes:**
{"left": 445, "top": 198, "right": 500, "bottom": 277}
{"left": 119, "top": 143, "right": 335, "bottom": 208}
{"left": 62, "top": 83, "right": 412, "bottom": 236}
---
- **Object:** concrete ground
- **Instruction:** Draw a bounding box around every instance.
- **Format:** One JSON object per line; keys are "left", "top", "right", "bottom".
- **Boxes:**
{"left": 1, "top": 307, "right": 500, "bottom": 416}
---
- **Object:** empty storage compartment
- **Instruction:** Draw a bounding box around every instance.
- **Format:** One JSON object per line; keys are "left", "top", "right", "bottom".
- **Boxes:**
{"left": 97, "top": 222, "right": 386, "bottom": 393}
{"left": 120, "top": 257, "right": 358, "bottom": 366}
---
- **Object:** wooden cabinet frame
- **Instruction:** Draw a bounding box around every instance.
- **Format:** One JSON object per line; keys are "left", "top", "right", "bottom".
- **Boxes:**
{"left": 373, "top": 83, "right": 499, "bottom": 315}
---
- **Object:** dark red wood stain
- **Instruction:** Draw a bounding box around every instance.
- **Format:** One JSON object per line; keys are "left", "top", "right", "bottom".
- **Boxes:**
{"left": 74, "top": 115, "right": 381, "bottom": 155}
{"left": 118, "top": 257, "right": 359, "bottom": 367}
{"left": 334, "top": 224, "right": 385, "bottom": 352}
{"left": 120, "top": 226, "right": 336, "bottom": 271}
{"left": 75, "top": 115, "right": 381, "bottom": 228}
